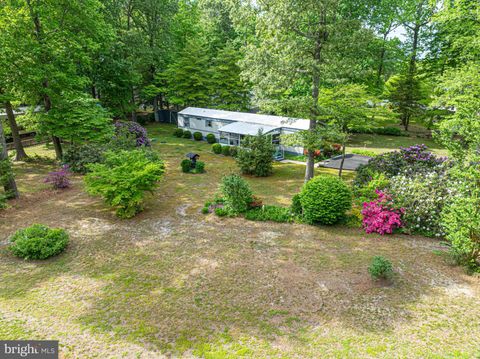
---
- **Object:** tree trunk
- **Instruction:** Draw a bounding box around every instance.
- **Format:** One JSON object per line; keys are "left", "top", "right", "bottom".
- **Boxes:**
{"left": 154, "top": 95, "right": 159, "bottom": 122}
{"left": 52, "top": 136, "right": 63, "bottom": 159}
{"left": 0, "top": 119, "right": 19, "bottom": 199}
{"left": 304, "top": 120, "right": 316, "bottom": 183}
{"left": 4, "top": 101, "right": 28, "bottom": 161}
{"left": 338, "top": 142, "right": 346, "bottom": 178}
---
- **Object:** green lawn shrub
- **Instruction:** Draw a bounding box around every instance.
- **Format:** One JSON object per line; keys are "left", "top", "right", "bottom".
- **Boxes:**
{"left": 174, "top": 128, "right": 184, "bottom": 137}
{"left": 9, "top": 224, "right": 69, "bottom": 260}
{"left": 299, "top": 175, "right": 352, "bottom": 225}
{"left": 220, "top": 174, "right": 252, "bottom": 214}
{"left": 368, "top": 256, "right": 393, "bottom": 280}
{"left": 193, "top": 132, "right": 203, "bottom": 141}
{"left": 85, "top": 149, "right": 164, "bottom": 219}
{"left": 181, "top": 159, "right": 192, "bottom": 173}
{"left": 212, "top": 143, "right": 222, "bottom": 154}
{"left": 206, "top": 133, "right": 216, "bottom": 144}
{"left": 183, "top": 130, "right": 192, "bottom": 139}
{"left": 194, "top": 161, "right": 205, "bottom": 173}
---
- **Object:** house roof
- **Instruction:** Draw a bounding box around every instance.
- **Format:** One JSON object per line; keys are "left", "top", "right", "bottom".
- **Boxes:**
{"left": 218, "top": 122, "right": 279, "bottom": 136}
{"left": 179, "top": 107, "right": 309, "bottom": 130}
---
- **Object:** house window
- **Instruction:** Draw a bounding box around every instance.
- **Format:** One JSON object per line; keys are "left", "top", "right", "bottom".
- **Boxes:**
{"left": 219, "top": 132, "right": 229, "bottom": 144}
{"left": 229, "top": 134, "right": 240, "bottom": 146}
{"left": 206, "top": 119, "right": 213, "bottom": 127}
{"left": 183, "top": 116, "right": 190, "bottom": 128}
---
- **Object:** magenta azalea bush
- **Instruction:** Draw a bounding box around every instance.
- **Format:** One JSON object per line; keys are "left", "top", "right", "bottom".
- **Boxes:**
{"left": 44, "top": 165, "right": 71, "bottom": 189}
{"left": 362, "top": 190, "right": 403, "bottom": 235}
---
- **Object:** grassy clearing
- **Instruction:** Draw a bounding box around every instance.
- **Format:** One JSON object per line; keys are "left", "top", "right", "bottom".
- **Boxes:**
{"left": 0, "top": 123, "right": 477, "bottom": 358}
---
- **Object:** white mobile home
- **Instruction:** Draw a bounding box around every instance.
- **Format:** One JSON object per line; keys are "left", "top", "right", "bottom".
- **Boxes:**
{"left": 177, "top": 107, "right": 309, "bottom": 157}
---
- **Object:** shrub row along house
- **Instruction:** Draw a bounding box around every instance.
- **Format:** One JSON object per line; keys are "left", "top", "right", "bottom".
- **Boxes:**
{"left": 177, "top": 107, "right": 309, "bottom": 159}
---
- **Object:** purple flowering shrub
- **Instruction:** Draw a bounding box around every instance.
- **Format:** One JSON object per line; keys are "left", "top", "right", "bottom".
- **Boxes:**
{"left": 354, "top": 144, "right": 447, "bottom": 187}
{"left": 362, "top": 190, "right": 404, "bottom": 235}
{"left": 114, "top": 121, "right": 150, "bottom": 147}
{"left": 44, "top": 165, "right": 71, "bottom": 189}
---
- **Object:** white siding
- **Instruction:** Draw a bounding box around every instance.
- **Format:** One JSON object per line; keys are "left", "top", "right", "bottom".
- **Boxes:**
{"left": 179, "top": 114, "right": 229, "bottom": 139}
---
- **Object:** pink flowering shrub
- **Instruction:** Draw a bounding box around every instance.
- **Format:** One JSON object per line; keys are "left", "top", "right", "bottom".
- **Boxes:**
{"left": 362, "top": 190, "right": 403, "bottom": 235}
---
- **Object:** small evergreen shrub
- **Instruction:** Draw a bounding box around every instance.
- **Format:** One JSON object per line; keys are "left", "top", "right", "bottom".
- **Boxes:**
{"left": 206, "top": 133, "right": 216, "bottom": 144}
{"left": 368, "top": 256, "right": 393, "bottom": 280}
{"left": 194, "top": 161, "right": 205, "bottom": 173}
{"left": 222, "top": 145, "right": 231, "bottom": 156}
{"left": 245, "top": 205, "right": 292, "bottom": 223}
{"left": 193, "top": 132, "right": 203, "bottom": 141}
{"left": 44, "top": 165, "right": 71, "bottom": 189}
{"left": 85, "top": 150, "right": 164, "bottom": 219}
{"left": 174, "top": 128, "right": 184, "bottom": 137}
{"left": 181, "top": 159, "right": 192, "bottom": 173}
{"left": 183, "top": 130, "right": 192, "bottom": 139}
{"left": 63, "top": 144, "right": 104, "bottom": 174}
{"left": 9, "top": 224, "right": 69, "bottom": 260}
{"left": 220, "top": 174, "right": 253, "bottom": 213}
{"left": 300, "top": 175, "right": 352, "bottom": 225}
{"left": 236, "top": 131, "right": 275, "bottom": 177}
{"left": 212, "top": 143, "right": 222, "bottom": 154}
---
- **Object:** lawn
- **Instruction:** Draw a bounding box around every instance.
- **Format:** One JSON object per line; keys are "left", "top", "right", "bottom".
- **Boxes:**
{"left": 0, "top": 124, "right": 478, "bottom": 358}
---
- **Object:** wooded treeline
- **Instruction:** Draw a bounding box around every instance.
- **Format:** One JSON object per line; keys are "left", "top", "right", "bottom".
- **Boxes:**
{"left": 0, "top": 0, "right": 478, "bottom": 167}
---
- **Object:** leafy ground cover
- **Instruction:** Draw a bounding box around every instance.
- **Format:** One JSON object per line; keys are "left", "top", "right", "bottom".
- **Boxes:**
{"left": 0, "top": 124, "right": 478, "bottom": 358}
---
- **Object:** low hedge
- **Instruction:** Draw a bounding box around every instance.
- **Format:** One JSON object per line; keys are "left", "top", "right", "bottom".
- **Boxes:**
{"left": 193, "top": 132, "right": 203, "bottom": 141}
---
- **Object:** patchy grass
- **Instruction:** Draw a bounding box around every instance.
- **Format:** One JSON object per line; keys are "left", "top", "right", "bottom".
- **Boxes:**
{"left": 347, "top": 133, "right": 447, "bottom": 156}
{"left": 0, "top": 123, "right": 478, "bottom": 358}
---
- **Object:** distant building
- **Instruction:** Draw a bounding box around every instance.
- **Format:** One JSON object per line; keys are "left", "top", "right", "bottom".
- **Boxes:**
{"left": 177, "top": 107, "right": 308, "bottom": 158}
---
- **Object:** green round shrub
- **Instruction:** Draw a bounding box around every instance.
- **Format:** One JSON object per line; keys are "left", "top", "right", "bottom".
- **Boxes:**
{"left": 222, "top": 145, "right": 231, "bottom": 156}
{"left": 181, "top": 159, "right": 192, "bottom": 173}
{"left": 206, "top": 133, "right": 216, "bottom": 144}
{"left": 9, "top": 224, "right": 69, "bottom": 260}
{"left": 173, "top": 128, "right": 184, "bottom": 137}
{"left": 193, "top": 132, "right": 203, "bottom": 141}
{"left": 212, "top": 143, "right": 222, "bottom": 154}
{"left": 300, "top": 175, "right": 352, "bottom": 225}
{"left": 194, "top": 161, "right": 205, "bottom": 173}
{"left": 183, "top": 130, "right": 192, "bottom": 139}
